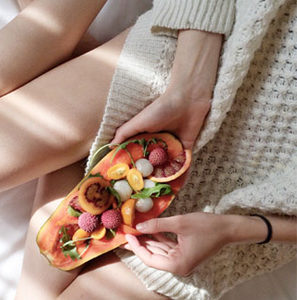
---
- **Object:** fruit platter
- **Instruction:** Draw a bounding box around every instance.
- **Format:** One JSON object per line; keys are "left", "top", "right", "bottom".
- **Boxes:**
{"left": 36, "top": 132, "right": 191, "bottom": 270}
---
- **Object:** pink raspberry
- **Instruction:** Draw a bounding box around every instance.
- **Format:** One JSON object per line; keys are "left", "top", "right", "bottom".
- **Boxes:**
{"left": 78, "top": 212, "right": 98, "bottom": 233}
{"left": 148, "top": 147, "right": 168, "bottom": 166}
{"left": 101, "top": 209, "right": 122, "bottom": 229}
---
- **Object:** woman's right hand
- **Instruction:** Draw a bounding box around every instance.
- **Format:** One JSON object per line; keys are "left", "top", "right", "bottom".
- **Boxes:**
{"left": 111, "top": 29, "right": 222, "bottom": 149}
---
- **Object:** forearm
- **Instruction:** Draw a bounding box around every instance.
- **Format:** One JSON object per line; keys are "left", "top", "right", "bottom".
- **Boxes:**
{"left": 224, "top": 214, "right": 297, "bottom": 244}
{"left": 168, "top": 29, "right": 222, "bottom": 103}
{"left": 0, "top": 0, "right": 106, "bottom": 96}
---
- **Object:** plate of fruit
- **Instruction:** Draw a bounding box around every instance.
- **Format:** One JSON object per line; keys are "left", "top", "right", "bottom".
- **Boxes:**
{"left": 36, "top": 132, "right": 191, "bottom": 270}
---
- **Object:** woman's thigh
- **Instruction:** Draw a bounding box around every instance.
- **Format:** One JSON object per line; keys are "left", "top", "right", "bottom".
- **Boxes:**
{"left": 58, "top": 252, "right": 168, "bottom": 300}
{"left": 17, "top": 160, "right": 167, "bottom": 300}
{"left": 0, "top": 28, "right": 129, "bottom": 192}
{"left": 16, "top": 160, "right": 86, "bottom": 300}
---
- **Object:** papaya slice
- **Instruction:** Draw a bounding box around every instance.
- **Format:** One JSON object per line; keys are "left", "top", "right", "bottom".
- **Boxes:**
{"left": 78, "top": 177, "right": 113, "bottom": 215}
{"left": 36, "top": 132, "right": 191, "bottom": 270}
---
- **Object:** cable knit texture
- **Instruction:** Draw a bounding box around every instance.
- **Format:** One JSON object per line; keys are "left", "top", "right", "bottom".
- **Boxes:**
{"left": 151, "top": 0, "right": 235, "bottom": 37}
{"left": 85, "top": 0, "right": 297, "bottom": 299}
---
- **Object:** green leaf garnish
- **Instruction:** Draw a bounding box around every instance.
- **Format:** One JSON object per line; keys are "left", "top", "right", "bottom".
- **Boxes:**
{"left": 105, "top": 228, "right": 117, "bottom": 240}
{"left": 110, "top": 139, "right": 140, "bottom": 163}
{"left": 59, "top": 226, "right": 92, "bottom": 261}
{"left": 107, "top": 186, "right": 122, "bottom": 207}
{"left": 110, "top": 137, "right": 168, "bottom": 163}
{"left": 131, "top": 183, "right": 172, "bottom": 199}
{"left": 67, "top": 206, "right": 82, "bottom": 218}
{"left": 78, "top": 172, "right": 103, "bottom": 189}
{"left": 62, "top": 246, "right": 81, "bottom": 260}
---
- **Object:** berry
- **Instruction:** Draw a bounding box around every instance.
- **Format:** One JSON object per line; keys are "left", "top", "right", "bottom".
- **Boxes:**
{"left": 78, "top": 212, "right": 98, "bottom": 233}
{"left": 101, "top": 209, "right": 122, "bottom": 229}
{"left": 148, "top": 147, "right": 168, "bottom": 166}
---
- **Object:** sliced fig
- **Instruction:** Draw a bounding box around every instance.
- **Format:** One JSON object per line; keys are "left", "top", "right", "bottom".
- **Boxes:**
{"left": 78, "top": 177, "right": 114, "bottom": 215}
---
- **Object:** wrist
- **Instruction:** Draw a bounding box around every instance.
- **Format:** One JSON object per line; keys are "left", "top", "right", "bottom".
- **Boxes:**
{"left": 223, "top": 214, "right": 268, "bottom": 245}
{"left": 168, "top": 30, "right": 222, "bottom": 103}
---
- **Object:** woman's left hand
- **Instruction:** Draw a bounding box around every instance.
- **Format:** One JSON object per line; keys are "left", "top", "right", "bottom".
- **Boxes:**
{"left": 122, "top": 212, "right": 231, "bottom": 276}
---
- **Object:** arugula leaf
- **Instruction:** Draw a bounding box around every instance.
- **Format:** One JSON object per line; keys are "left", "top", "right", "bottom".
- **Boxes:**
{"left": 105, "top": 228, "right": 117, "bottom": 240}
{"left": 59, "top": 225, "right": 82, "bottom": 261}
{"left": 131, "top": 183, "right": 172, "bottom": 199}
{"left": 59, "top": 226, "right": 71, "bottom": 244}
{"left": 107, "top": 186, "right": 122, "bottom": 207}
{"left": 110, "top": 139, "right": 140, "bottom": 163}
{"left": 62, "top": 246, "right": 81, "bottom": 260}
{"left": 78, "top": 172, "right": 103, "bottom": 189}
{"left": 143, "top": 138, "right": 168, "bottom": 157}
{"left": 67, "top": 206, "right": 82, "bottom": 218}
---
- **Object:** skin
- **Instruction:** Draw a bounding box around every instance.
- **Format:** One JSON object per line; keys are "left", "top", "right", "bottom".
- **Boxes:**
{"left": 123, "top": 213, "right": 297, "bottom": 277}
{"left": 2, "top": 0, "right": 295, "bottom": 298}
{"left": 0, "top": 0, "right": 107, "bottom": 96}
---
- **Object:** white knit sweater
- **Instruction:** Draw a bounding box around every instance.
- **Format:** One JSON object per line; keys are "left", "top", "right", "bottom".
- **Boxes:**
{"left": 85, "top": 0, "right": 297, "bottom": 299}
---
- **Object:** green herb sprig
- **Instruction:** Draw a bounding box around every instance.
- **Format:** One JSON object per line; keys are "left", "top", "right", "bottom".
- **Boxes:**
{"left": 110, "top": 137, "right": 168, "bottom": 164}
{"left": 131, "top": 183, "right": 172, "bottom": 199}
{"left": 78, "top": 172, "right": 103, "bottom": 189}
{"left": 67, "top": 206, "right": 82, "bottom": 218}
{"left": 107, "top": 186, "right": 122, "bottom": 207}
{"left": 59, "top": 226, "right": 92, "bottom": 261}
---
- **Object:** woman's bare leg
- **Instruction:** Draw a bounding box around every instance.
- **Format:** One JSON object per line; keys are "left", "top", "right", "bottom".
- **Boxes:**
{"left": 16, "top": 159, "right": 168, "bottom": 300}
{"left": 0, "top": 28, "right": 129, "bottom": 192}
{"left": 58, "top": 252, "right": 169, "bottom": 300}
{"left": 15, "top": 160, "right": 86, "bottom": 300}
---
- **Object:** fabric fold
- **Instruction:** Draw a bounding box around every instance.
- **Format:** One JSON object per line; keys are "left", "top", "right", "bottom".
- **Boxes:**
{"left": 151, "top": 0, "right": 235, "bottom": 37}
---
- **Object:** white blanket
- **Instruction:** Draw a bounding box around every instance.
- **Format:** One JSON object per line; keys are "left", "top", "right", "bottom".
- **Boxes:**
{"left": 0, "top": 1, "right": 295, "bottom": 300}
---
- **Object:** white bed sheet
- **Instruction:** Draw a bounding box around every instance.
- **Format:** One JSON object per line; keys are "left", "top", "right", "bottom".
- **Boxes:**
{"left": 0, "top": 1, "right": 296, "bottom": 300}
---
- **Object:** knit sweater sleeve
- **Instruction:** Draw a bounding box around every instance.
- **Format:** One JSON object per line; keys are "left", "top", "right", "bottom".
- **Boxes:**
{"left": 151, "top": 0, "right": 235, "bottom": 38}
{"left": 214, "top": 157, "right": 297, "bottom": 217}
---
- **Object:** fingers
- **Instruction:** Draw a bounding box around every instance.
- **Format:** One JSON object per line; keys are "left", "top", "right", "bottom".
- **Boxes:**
{"left": 110, "top": 115, "right": 145, "bottom": 144}
{"left": 136, "top": 216, "right": 183, "bottom": 234}
{"left": 152, "top": 233, "right": 177, "bottom": 248}
{"left": 125, "top": 234, "right": 178, "bottom": 272}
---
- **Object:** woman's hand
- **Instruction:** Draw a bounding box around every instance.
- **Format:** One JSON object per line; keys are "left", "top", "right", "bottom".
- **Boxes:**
{"left": 123, "top": 212, "right": 231, "bottom": 276}
{"left": 123, "top": 213, "right": 297, "bottom": 276}
{"left": 111, "top": 30, "right": 223, "bottom": 149}
{"left": 111, "top": 90, "right": 210, "bottom": 150}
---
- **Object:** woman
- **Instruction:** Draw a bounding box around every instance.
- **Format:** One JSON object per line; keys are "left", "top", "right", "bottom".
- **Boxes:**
{"left": 0, "top": 0, "right": 295, "bottom": 299}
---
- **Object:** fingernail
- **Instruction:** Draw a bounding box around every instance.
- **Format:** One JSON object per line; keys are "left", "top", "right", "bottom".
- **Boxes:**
{"left": 136, "top": 222, "right": 147, "bottom": 232}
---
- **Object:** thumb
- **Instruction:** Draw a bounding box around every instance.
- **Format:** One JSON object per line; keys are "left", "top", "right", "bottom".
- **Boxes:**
{"left": 136, "top": 216, "right": 182, "bottom": 234}
{"left": 110, "top": 117, "right": 145, "bottom": 145}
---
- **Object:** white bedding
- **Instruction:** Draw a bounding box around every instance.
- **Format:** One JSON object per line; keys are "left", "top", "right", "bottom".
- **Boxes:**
{"left": 0, "top": 1, "right": 296, "bottom": 300}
